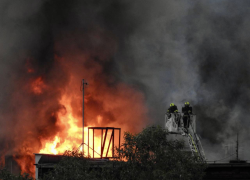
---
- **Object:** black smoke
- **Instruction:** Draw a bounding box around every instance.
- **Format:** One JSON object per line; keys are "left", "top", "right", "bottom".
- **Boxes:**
{"left": 112, "top": 0, "right": 250, "bottom": 160}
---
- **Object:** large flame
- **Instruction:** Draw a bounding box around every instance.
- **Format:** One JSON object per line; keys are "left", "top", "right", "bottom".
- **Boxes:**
{"left": 39, "top": 94, "right": 113, "bottom": 157}
{"left": 4, "top": 30, "right": 148, "bottom": 177}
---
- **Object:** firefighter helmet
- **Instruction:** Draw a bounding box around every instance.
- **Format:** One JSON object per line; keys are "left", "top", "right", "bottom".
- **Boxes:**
{"left": 185, "top": 102, "right": 190, "bottom": 106}
{"left": 170, "top": 103, "right": 174, "bottom": 107}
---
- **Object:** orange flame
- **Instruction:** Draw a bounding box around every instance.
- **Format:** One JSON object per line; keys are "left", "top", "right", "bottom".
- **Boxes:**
{"left": 39, "top": 95, "right": 113, "bottom": 158}
{"left": 12, "top": 51, "right": 148, "bottom": 176}
{"left": 31, "top": 77, "right": 47, "bottom": 94}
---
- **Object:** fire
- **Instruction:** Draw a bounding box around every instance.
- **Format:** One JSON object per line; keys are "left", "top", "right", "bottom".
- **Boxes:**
{"left": 39, "top": 136, "right": 60, "bottom": 155}
{"left": 13, "top": 154, "right": 35, "bottom": 176}
{"left": 31, "top": 77, "right": 47, "bottom": 94}
{"left": 97, "top": 115, "right": 102, "bottom": 124}
{"left": 39, "top": 95, "right": 82, "bottom": 155}
{"left": 5, "top": 32, "right": 148, "bottom": 177}
{"left": 39, "top": 95, "right": 113, "bottom": 158}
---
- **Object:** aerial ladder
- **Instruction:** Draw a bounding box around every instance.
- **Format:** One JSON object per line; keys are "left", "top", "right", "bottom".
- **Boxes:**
{"left": 165, "top": 113, "right": 206, "bottom": 162}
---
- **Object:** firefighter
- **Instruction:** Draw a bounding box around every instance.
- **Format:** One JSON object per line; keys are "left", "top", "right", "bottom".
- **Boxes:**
{"left": 182, "top": 102, "right": 192, "bottom": 132}
{"left": 166, "top": 103, "right": 178, "bottom": 120}
{"left": 166, "top": 103, "right": 181, "bottom": 130}
{"left": 167, "top": 103, "right": 178, "bottom": 114}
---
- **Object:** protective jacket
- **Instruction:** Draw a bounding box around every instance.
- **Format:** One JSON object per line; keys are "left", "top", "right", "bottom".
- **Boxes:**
{"left": 167, "top": 105, "right": 178, "bottom": 113}
{"left": 182, "top": 106, "right": 192, "bottom": 114}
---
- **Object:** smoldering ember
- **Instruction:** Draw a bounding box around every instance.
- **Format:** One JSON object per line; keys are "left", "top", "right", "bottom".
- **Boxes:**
{"left": 1, "top": 0, "right": 250, "bottom": 179}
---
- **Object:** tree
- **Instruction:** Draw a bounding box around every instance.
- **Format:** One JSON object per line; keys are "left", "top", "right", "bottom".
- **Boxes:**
{"left": 43, "top": 125, "right": 206, "bottom": 180}
{"left": 112, "top": 125, "right": 206, "bottom": 180}
{"left": 0, "top": 168, "right": 33, "bottom": 180}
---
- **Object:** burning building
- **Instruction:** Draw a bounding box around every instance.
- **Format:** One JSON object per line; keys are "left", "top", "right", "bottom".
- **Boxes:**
{"left": 0, "top": 1, "right": 149, "bottom": 177}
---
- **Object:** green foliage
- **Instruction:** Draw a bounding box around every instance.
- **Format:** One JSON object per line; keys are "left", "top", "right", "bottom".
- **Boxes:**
{"left": 110, "top": 125, "right": 206, "bottom": 180}
{"left": 0, "top": 168, "right": 33, "bottom": 180}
